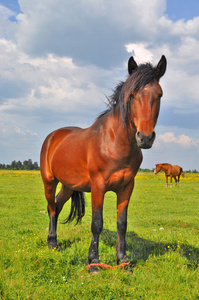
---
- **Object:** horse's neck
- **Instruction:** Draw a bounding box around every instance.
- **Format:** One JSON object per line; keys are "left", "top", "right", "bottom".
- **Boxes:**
{"left": 102, "top": 108, "right": 138, "bottom": 154}
{"left": 161, "top": 164, "right": 171, "bottom": 174}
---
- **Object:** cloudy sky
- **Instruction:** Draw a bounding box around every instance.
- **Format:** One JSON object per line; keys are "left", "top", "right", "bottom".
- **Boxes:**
{"left": 0, "top": 0, "right": 199, "bottom": 171}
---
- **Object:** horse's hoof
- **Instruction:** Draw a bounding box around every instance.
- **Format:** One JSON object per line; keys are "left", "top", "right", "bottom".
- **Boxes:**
{"left": 86, "top": 260, "right": 101, "bottom": 274}
{"left": 117, "top": 260, "right": 132, "bottom": 272}
{"left": 48, "top": 244, "right": 57, "bottom": 250}
{"left": 48, "top": 241, "right": 58, "bottom": 249}
{"left": 48, "top": 235, "right": 58, "bottom": 249}
{"left": 123, "top": 264, "right": 132, "bottom": 272}
{"left": 88, "top": 265, "right": 101, "bottom": 274}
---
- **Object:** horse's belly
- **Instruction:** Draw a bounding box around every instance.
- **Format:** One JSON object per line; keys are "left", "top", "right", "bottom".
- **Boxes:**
{"left": 54, "top": 167, "right": 91, "bottom": 192}
{"left": 51, "top": 149, "right": 91, "bottom": 192}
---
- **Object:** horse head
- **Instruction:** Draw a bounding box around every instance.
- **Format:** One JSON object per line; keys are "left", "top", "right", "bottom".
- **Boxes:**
{"left": 125, "top": 55, "right": 167, "bottom": 149}
{"left": 154, "top": 163, "right": 162, "bottom": 174}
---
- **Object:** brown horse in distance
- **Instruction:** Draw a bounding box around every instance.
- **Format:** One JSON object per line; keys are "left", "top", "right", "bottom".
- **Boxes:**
{"left": 154, "top": 163, "right": 185, "bottom": 187}
{"left": 40, "top": 55, "right": 167, "bottom": 273}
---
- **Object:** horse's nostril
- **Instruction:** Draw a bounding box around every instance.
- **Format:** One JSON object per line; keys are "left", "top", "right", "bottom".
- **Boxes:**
{"left": 136, "top": 131, "right": 156, "bottom": 149}
{"left": 150, "top": 131, "right": 156, "bottom": 141}
{"left": 136, "top": 131, "right": 143, "bottom": 142}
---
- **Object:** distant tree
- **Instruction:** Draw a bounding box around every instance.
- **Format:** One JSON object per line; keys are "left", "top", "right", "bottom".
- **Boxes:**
{"left": 23, "top": 160, "right": 29, "bottom": 170}
{"left": 16, "top": 161, "right": 23, "bottom": 170}
{"left": 139, "top": 168, "right": 152, "bottom": 172}
{"left": 0, "top": 160, "right": 40, "bottom": 170}
{"left": 11, "top": 160, "right": 17, "bottom": 169}
{"left": 23, "top": 159, "right": 32, "bottom": 170}
{"left": 33, "top": 161, "right": 39, "bottom": 170}
{"left": 28, "top": 159, "right": 34, "bottom": 170}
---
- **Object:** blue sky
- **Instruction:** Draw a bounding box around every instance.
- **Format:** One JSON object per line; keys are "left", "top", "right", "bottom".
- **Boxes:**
{"left": 0, "top": 0, "right": 20, "bottom": 13}
{"left": 0, "top": 0, "right": 199, "bottom": 171}
{"left": 166, "top": 0, "right": 199, "bottom": 21}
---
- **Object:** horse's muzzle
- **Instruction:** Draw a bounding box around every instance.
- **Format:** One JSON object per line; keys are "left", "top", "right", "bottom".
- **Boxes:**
{"left": 136, "top": 131, "right": 156, "bottom": 149}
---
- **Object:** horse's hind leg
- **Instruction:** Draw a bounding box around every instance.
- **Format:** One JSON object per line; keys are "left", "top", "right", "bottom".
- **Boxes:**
{"left": 46, "top": 183, "right": 73, "bottom": 248}
{"left": 174, "top": 176, "right": 177, "bottom": 187}
{"left": 55, "top": 184, "right": 73, "bottom": 216}
{"left": 44, "top": 179, "right": 59, "bottom": 248}
{"left": 177, "top": 175, "right": 180, "bottom": 187}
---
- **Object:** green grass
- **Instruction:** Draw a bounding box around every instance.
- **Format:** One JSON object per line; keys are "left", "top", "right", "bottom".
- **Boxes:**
{"left": 0, "top": 170, "right": 199, "bottom": 299}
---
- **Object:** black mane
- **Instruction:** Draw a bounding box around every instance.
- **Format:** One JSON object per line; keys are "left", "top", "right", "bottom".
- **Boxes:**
{"left": 130, "top": 63, "right": 158, "bottom": 93}
{"left": 97, "top": 62, "right": 158, "bottom": 124}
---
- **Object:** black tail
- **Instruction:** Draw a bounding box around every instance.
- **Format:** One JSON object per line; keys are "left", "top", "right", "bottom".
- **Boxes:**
{"left": 63, "top": 191, "right": 85, "bottom": 224}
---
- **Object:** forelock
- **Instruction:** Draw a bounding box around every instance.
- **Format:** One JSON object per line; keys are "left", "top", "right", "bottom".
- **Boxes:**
{"left": 130, "top": 63, "right": 158, "bottom": 93}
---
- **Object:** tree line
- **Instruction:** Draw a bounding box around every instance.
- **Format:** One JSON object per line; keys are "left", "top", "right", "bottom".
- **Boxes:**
{"left": 0, "top": 159, "right": 39, "bottom": 170}
{"left": 140, "top": 168, "right": 198, "bottom": 173}
{"left": 0, "top": 161, "right": 197, "bottom": 172}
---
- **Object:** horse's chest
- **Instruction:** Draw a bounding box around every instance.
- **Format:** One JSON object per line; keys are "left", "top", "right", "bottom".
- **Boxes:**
{"left": 106, "top": 169, "right": 133, "bottom": 191}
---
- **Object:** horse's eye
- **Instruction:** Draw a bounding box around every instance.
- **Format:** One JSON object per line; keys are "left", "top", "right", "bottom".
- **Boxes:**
{"left": 156, "top": 94, "right": 162, "bottom": 101}
{"left": 130, "top": 94, "right": 135, "bottom": 100}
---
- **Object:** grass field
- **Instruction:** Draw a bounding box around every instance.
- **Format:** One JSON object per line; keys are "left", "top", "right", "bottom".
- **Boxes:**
{"left": 0, "top": 170, "right": 199, "bottom": 299}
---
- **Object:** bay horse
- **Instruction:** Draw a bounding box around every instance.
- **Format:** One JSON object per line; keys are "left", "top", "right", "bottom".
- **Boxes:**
{"left": 154, "top": 163, "right": 185, "bottom": 187}
{"left": 40, "top": 55, "right": 167, "bottom": 272}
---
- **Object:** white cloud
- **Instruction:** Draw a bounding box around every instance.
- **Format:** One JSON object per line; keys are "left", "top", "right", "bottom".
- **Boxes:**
{"left": 158, "top": 16, "right": 199, "bottom": 36}
{"left": 0, "top": 36, "right": 113, "bottom": 159}
{"left": 0, "top": 39, "right": 109, "bottom": 114}
{"left": 125, "top": 43, "right": 153, "bottom": 64}
{"left": 0, "top": 5, "right": 17, "bottom": 41}
{"left": 15, "top": 126, "right": 42, "bottom": 139}
{"left": 12, "top": 0, "right": 168, "bottom": 68}
{"left": 0, "top": 4, "right": 15, "bottom": 20}
{"left": 156, "top": 132, "right": 199, "bottom": 150}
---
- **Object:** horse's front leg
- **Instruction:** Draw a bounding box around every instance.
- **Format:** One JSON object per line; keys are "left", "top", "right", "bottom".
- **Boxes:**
{"left": 116, "top": 180, "right": 134, "bottom": 265}
{"left": 87, "top": 184, "right": 105, "bottom": 272}
{"left": 165, "top": 175, "right": 168, "bottom": 187}
{"left": 170, "top": 175, "right": 173, "bottom": 188}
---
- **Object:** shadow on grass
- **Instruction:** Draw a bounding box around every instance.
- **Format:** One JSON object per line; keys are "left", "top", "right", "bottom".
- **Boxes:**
{"left": 101, "top": 229, "right": 199, "bottom": 270}
{"left": 58, "top": 237, "right": 81, "bottom": 251}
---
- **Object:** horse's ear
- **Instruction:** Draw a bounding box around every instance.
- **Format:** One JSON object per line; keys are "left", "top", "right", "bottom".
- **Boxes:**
{"left": 156, "top": 55, "right": 167, "bottom": 79}
{"left": 128, "top": 56, "right": 138, "bottom": 75}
